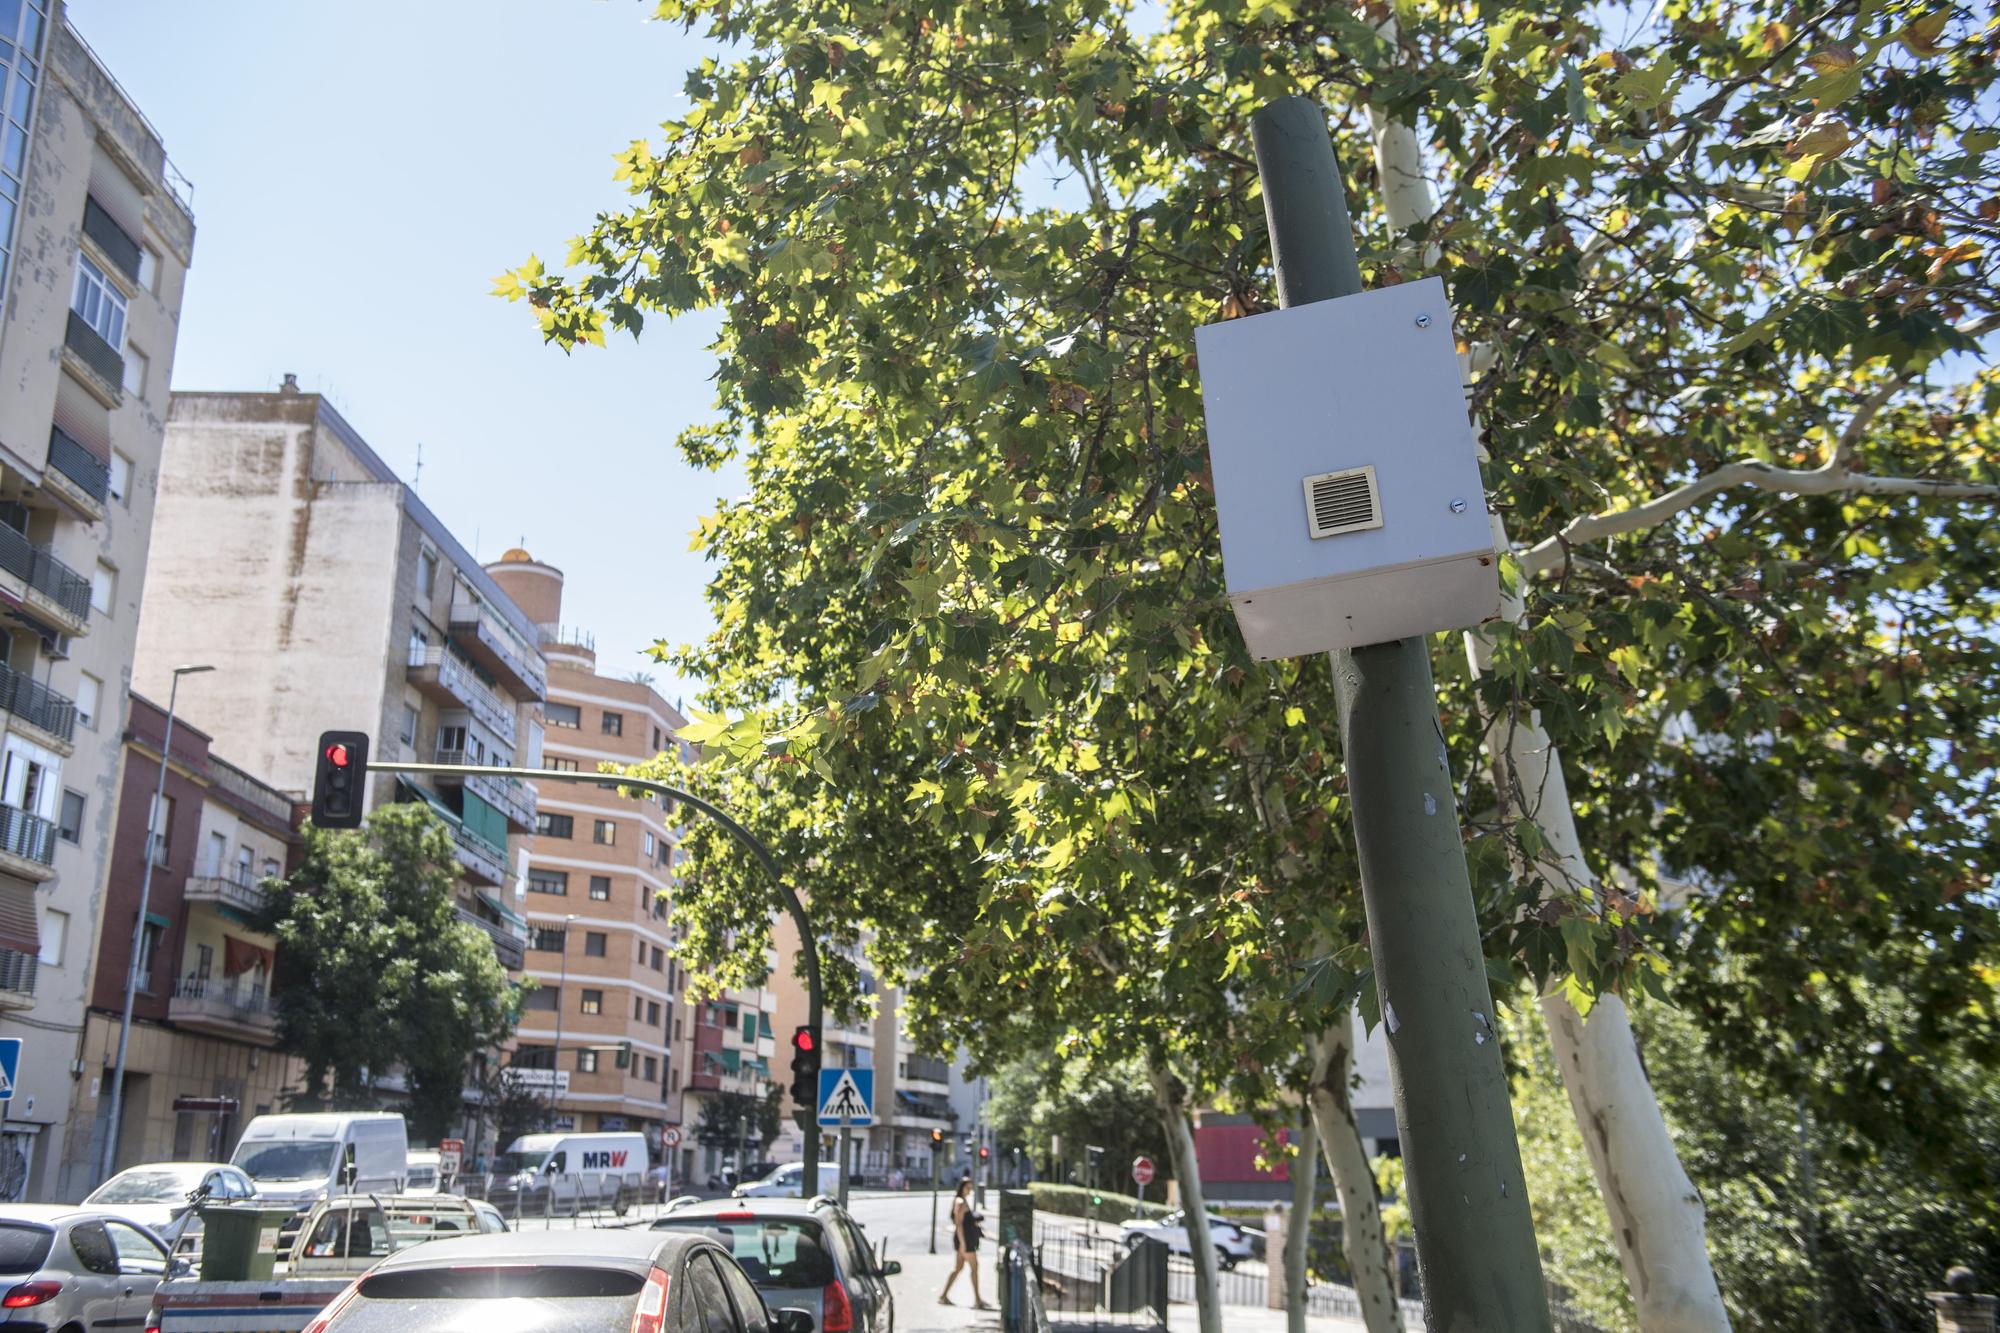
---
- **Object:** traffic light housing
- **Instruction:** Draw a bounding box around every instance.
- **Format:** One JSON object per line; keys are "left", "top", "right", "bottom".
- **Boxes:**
{"left": 311, "top": 731, "right": 370, "bottom": 829}
{"left": 979, "top": 1145, "right": 990, "bottom": 1162}
{"left": 790, "top": 1026, "right": 821, "bottom": 1108}
{"left": 929, "top": 1128, "right": 943, "bottom": 1148}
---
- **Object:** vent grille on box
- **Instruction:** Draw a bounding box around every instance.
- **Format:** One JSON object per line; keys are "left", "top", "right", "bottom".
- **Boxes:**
{"left": 1302, "top": 466, "right": 1383, "bottom": 539}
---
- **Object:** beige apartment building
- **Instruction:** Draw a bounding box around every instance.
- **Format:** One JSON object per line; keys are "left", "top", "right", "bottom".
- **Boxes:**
{"left": 0, "top": 1, "right": 197, "bottom": 1200}
{"left": 129, "top": 385, "right": 546, "bottom": 1156}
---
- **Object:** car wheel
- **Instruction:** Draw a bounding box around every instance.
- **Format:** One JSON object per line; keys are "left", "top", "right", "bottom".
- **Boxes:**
{"left": 1215, "top": 1246, "right": 1236, "bottom": 1272}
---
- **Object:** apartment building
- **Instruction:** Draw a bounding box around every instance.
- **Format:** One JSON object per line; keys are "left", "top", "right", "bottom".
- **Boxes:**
{"left": 0, "top": 2, "right": 196, "bottom": 1201}
{"left": 57, "top": 693, "right": 304, "bottom": 1193}
{"left": 128, "top": 386, "right": 546, "bottom": 1152}
{"left": 484, "top": 548, "right": 728, "bottom": 1168}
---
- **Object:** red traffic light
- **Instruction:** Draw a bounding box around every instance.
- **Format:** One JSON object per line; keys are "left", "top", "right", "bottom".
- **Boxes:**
{"left": 325, "top": 742, "right": 351, "bottom": 767}
{"left": 793, "top": 1027, "right": 816, "bottom": 1053}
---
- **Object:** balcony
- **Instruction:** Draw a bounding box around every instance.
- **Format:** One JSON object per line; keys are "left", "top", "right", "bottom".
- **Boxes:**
{"left": 0, "top": 805, "right": 57, "bottom": 883}
{"left": 904, "top": 1054, "right": 951, "bottom": 1089}
{"left": 0, "top": 660, "right": 76, "bottom": 749}
{"left": 44, "top": 425, "right": 109, "bottom": 520}
{"left": 451, "top": 822, "right": 507, "bottom": 887}
{"left": 0, "top": 522, "right": 92, "bottom": 636}
{"left": 168, "top": 976, "right": 279, "bottom": 1044}
{"left": 185, "top": 874, "right": 271, "bottom": 918}
{"left": 447, "top": 597, "right": 545, "bottom": 701}
{"left": 455, "top": 906, "right": 525, "bottom": 971}
{"left": 63, "top": 310, "right": 124, "bottom": 393}
{"left": 433, "top": 747, "right": 536, "bottom": 831}
{"left": 406, "top": 647, "right": 516, "bottom": 743}
{"left": 0, "top": 948, "right": 36, "bottom": 1011}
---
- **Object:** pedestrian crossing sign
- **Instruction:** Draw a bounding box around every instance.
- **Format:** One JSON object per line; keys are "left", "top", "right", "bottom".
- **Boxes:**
{"left": 816, "top": 1068, "right": 875, "bottom": 1126}
{"left": 0, "top": 1039, "right": 20, "bottom": 1102}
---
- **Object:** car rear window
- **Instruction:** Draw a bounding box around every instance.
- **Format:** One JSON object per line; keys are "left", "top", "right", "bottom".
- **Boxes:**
{"left": 357, "top": 1267, "right": 645, "bottom": 1300}
{"left": 330, "top": 1268, "right": 646, "bottom": 1333}
{"left": 0, "top": 1224, "right": 53, "bottom": 1274}
{"left": 651, "top": 1218, "right": 835, "bottom": 1288}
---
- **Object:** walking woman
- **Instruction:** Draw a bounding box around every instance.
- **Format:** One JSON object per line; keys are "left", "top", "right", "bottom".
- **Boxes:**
{"left": 939, "top": 1177, "right": 990, "bottom": 1308}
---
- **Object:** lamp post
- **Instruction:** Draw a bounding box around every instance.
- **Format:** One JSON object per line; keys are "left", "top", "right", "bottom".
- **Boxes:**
{"left": 100, "top": 664, "right": 213, "bottom": 1186}
{"left": 548, "top": 913, "right": 576, "bottom": 1127}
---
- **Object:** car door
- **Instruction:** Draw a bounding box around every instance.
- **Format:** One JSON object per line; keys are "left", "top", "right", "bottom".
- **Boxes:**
{"left": 711, "top": 1252, "right": 773, "bottom": 1333}
{"left": 65, "top": 1219, "right": 126, "bottom": 1329}
{"left": 676, "top": 1250, "right": 743, "bottom": 1333}
{"left": 106, "top": 1218, "right": 170, "bottom": 1327}
{"left": 833, "top": 1214, "right": 891, "bottom": 1332}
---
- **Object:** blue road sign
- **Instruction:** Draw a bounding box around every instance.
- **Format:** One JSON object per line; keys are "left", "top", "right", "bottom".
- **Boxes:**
{"left": 0, "top": 1039, "right": 20, "bottom": 1102}
{"left": 816, "top": 1067, "right": 874, "bottom": 1126}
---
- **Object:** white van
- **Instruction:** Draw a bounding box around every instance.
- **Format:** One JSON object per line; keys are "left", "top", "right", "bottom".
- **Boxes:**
{"left": 404, "top": 1149, "right": 442, "bottom": 1194}
{"left": 228, "top": 1112, "right": 409, "bottom": 1208}
{"left": 495, "top": 1131, "right": 647, "bottom": 1213}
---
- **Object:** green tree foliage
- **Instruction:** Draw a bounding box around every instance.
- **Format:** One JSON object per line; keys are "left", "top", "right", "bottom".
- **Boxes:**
{"left": 265, "top": 807, "right": 521, "bottom": 1142}
{"left": 694, "top": 1085, "right": 785, "bottom": 1164}
{"left": 989, "top": 1050, "right": 1170, "bottom": 1182}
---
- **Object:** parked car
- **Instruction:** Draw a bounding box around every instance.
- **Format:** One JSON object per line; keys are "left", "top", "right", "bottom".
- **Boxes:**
{"left": 466, "top": 1198, "right": 509, "bottom": 1233}
{"left": 403, "top": 1149, "right": 442, "bottom": 1193}
{"left": 653, "top": 1195, "right": 899, "bottom": 1332}
{"left": 1119, "top": 1210, "right": 1256, "bottom": 1270}
{"left": 733, "top": 1161, "right": 841, "bottom": 1199}
{"left": 0, "top": 1205, "right": 179, "bottom": 1331}
{"left": 299, "top": 1228, "right": 813, "bottom": 1332}
{"left": 83, "top": 1161, "right": 257, "bottom": 1235}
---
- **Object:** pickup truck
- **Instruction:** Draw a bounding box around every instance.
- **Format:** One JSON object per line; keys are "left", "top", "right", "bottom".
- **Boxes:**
{"left": 146, "top": 1194, "right": 497, "bottom": 1333}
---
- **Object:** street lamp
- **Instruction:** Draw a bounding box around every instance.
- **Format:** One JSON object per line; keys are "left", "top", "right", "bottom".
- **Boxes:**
{"left": 100, "top": 664, "right": 213, "bottom": 1185}
{"left": 549, "top": 913, "right": 576, "bottom": 1126}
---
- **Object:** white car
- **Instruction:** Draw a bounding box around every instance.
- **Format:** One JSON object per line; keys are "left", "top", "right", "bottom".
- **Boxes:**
{"left": 404, "top": 1149, "right": 442, "bottom": 1193}
{"left": 83, "top": 1162, "right": 256, "bottom": 1238}
{"left": 1120, "top": 1210, "right": 1256, "bottom": 1269}
{"left": 734, "top": 1161, "right": 841, "bottom": 1198}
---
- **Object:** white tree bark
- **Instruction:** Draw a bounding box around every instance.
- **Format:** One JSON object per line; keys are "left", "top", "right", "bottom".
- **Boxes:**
{"left": 1365, "top": 87, "right": 1734, "bottom": 1331}
{"left": 1306, "top": 1016, "right": 1405, "bottom": 1333}
{"left": 1285, "top": 1107, "right": 1316, "bottom": 1333}
{"left": 1148, "top": 1058, "right": 1224, "bottom": 1333}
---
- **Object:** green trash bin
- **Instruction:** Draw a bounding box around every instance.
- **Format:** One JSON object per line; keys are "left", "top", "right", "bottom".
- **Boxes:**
{"left": 196, "top": 1204, "right": 299, "bottom": 1281}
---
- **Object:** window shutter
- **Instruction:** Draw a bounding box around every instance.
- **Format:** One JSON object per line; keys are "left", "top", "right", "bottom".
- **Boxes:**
{"left": 86, "top": 152, "right": 148, "bottom": 253}
{"left": 52, "top": 374, "right": 111, "bottom": 461}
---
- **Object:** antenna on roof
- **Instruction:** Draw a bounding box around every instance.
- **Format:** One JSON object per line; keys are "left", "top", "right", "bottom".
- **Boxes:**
{"left": 413, "top": 441, "right": 423, "bottom": 492}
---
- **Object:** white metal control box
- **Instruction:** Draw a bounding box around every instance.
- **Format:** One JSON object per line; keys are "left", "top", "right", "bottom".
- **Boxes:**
{"left": 1194, "top": 276, "right": 1499, "bottom": 660}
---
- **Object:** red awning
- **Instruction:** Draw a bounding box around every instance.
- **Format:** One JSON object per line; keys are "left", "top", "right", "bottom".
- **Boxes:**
{"left": 223, "top": 936, "right": 272, "bottom": 978}
{"left": 0, "top": 879, "right": 39, "bottom": 957}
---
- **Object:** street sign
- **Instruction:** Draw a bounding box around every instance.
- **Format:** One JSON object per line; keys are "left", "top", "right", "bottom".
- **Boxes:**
{"left": 438, "top": 1138, "right": 464, "bottom": 1177}
{"left": 662, "top": 1127, "right": 682, "bottom": 1148}
{"left": 503, "top": 1068, "right": 570, "bottom": 1095}
{"left": 0, "top": 1039, "right": 20, "bottom": 1102}
{"left": 1132, "top": 1155, "right": 1155, "bottom": 1187}
{"left": 816, "top": 1068, "right": 875, "bottom": 1127}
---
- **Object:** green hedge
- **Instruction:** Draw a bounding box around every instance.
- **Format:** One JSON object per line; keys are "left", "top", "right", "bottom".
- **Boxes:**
{"left": 1028, "top": 1182, "right": 1175, "bottom": 1226}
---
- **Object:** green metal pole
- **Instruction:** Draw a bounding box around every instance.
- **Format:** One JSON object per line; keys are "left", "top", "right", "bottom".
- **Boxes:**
{"left": 1249, "top": 96, "right": 1552, "bottom": 1332}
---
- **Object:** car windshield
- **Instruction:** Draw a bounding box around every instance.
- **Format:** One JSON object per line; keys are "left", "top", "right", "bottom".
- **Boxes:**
{"left": 652, "top": 1217, "right": 836, "bottom": 1288}
{"left": 0, "top": 1223, "right": 53, "bottom": 1275}
{"left": 87, "top": 1167, "right": 206, "bottom": 1204}
{"left": 234, "top": 1141, "right": 339, "bottom": 1181}
{"left": 329, "top": 1266, "right": 645, "bottom": 1333}
{"left": 494, "top": 1151, "right": 550, "bottom": 1174}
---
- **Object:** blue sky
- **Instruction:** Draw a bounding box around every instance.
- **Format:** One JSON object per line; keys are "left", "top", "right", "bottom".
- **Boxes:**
{"left": 70, "top": 0, "right": 736, "bottom": 707}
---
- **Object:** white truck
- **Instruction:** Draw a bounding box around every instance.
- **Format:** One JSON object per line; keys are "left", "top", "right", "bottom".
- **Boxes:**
{"left": 227, "top": 1112, "right": 410, "bottom": 1211}
{"left": 145, "top": 1194, "right": 494, "bottom": 1333}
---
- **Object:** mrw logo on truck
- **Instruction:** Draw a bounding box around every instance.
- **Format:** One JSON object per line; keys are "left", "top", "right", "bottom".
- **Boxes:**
{"left": 581, "top": 1151, "right": 629, "bottom": 1170}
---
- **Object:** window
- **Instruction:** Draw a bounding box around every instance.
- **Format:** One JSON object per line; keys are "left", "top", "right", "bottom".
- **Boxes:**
{"left": 194, "top": 943, "right": 212, "bottom": 979}
{"left": 650, "top": 946, "right": 663, "bottom": 972}
{"left": 418, "top": 549, "right": 438, "bottom": 598}
{"left": 580, "top": 989, "right": 603, "bottom": 1015}
{"left": 58, "top": 789, "right": 84, "bottom": 843}
{"left": 407, "top": 626, "right": 429, "bottom": 667}
{"left": 536, "top": 813, "right": 573, "bottom": 839}
{"left": 71, "top": 253, "right": 127, "bottom": 351}
{"left": 512, "top": 1044, "right": 555, "bottom": 1069}
{"left": 647, "top": 1001, "right": 661, "bottom": 1026}
{"left": 90, "top": 562, "right": 116, "bottom": 615}
{"left": 592, "top": 820, "right": 616, "bottom": 846}
{"left": 148, "top": 793, "right": 175, "bottom": 864}
{"left": 37, "top": 908, "right": 66, "bottom": 967}
{"left": 588, "top": 875, "right": 611, "bottom": 901}
{"left": 743, "top": 1011, "right": 757, "bottom": 1043}
{"left": 643, "top": 832, "right": 656, "bottom": 858}
{"left": 122, "top": 343, "right": 148, "bottom": 397}
{"left": 634, "top": 996, "right": 644, "bottom": 1020}
{"left": 530, "top": 926, "right": 565, "bottom": 952}
{"left": 643, "top": 1055, "right": 658, "bottom": 1081}
{"left": 601, "top": 711, "right": 624, "bottom": 737}
{"left": 236, "top": 844, "right": 254, "bottom": 884}
{"left": 584, "top": 931, "right": 607, "bottom": 958}
{"left": 73, "top": 672, "right": 101, "bottom": 730}
{"left": 545, "top": 702, "right": 580, "bottom": 729}
{"left": 399, "top": 705, "right": 418, "bottom": 748}
{"left": 527, "top": 869, "right": 568, "bottom": 896}
{"left": 134, "top": 922, "right": 163, "bottom": 993}
{"left": 652, "top": 726, "right": 663, "bottom": 750}
{"left": 578, "top": 1049, "right": 598, "bottom": 1073}
{"left": 139, "top": 246, "right": 160, "bottom": 293}
{"left": 109, "top": 452, "right": 131, "bottom": 503}
{"left": 206, "top": 830, "right": 228, "bottom": 877}
{"left": 263, "top": 858, "right": 280, "bottom": 879}
{"left": 548, "top": 756, "right": 578, "bottom": 772}
{"left": 522, "top": 987, "right": 557, "bottom": 1012}
{"left": 675, "top": 1018, "right": 683, "bottom": 1041}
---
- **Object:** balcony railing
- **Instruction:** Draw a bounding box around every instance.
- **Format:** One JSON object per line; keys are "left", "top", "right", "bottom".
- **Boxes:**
{"left": 64, "top": 309, "right": 124, "bottom": 386}
{"left": 905, "top": 1055, "right": 951, "bottom": 1085}
{"left": 47, "top": 425, "right": 110, "bottom": 505}
{"left": 169, "top": 975, "right": 278, "bottom": 1038}
{"left": 455, "top": 906, "right": 525, "bottom": 971}
{"left": 0, "top": 805, "right": 57, "bottom": 868}
{"left": 0, "top": 661, "right": 76, "bottom": 743}
{"left": 448, "top": 598, "right": 546, "bottom": 701}
{"left": 407, "top": 647, "right": 516, "bottom": 743}
{"left": 185, "top": 874, "right": 271, "bottom": 918}
{"left": 451, "top": 822, "right": 507, "bottom": 887}
{"left": 0, "top": 948, "right": 37, "bottom": 1000}
{"left": 209, "top": 758, "right": 295, "bottom": 826}
{"left": 0, "top": 522, "right": 92, "bottom": 625}
{"left": 434, "top": 748, "right": 536, "bottom": 830}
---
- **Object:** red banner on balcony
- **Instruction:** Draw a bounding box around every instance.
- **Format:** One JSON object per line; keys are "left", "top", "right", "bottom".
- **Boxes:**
{"left": 223, "top": 935, "right": 271, "bottom": 978}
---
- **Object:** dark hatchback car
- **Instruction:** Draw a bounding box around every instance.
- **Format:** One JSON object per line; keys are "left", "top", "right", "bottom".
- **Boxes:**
{"left": 652, "top": 1198, "right": 897, "bottom": 1333}
{"left": 299, "top": 1229, "right": 812, "bottom": 1333}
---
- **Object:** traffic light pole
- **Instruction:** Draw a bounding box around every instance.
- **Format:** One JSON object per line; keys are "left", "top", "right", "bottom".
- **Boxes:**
{"left": 929, "top": 1143, "right": 941, "bottom": 1254}
{"left": 1249, "top": 95, "right": 1551, "bottom": 1330}
{"left": 372, "top": 761, "right": 825, "bottom": 1201}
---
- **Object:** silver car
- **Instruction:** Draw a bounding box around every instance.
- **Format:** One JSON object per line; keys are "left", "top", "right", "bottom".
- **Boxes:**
{"left": 0, "top": 1205, "right": 177, "bottom": 1330}
{"left": 653, "top": 1196, "right": 899, "bottom": 1332}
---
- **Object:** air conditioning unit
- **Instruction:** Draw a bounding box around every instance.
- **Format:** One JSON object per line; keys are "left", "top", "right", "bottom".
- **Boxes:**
{"left": 1195, "top": 276, "right": 1499, "bottom": 660}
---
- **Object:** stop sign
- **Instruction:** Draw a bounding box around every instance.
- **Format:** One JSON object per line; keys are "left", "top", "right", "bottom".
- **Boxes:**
{"left": 1132, "top": 1155, "right": 1155, "bottom": 1186}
